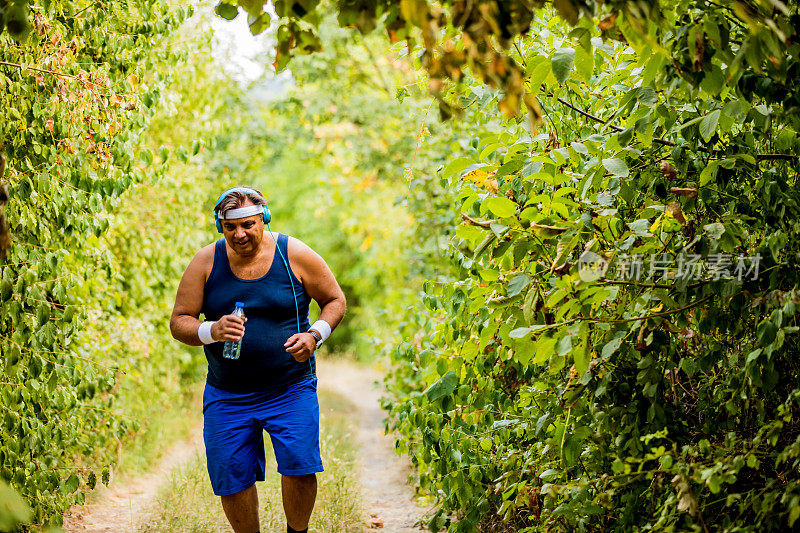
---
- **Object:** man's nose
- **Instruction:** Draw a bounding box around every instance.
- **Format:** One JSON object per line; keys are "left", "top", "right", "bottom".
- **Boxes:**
{"left": 234, "top": 226, "right": 246, "bottom": 238}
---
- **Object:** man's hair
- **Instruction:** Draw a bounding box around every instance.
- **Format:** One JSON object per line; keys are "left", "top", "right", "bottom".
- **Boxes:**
{"left": 215, "top": 186, "right": 267, "bottom": 219}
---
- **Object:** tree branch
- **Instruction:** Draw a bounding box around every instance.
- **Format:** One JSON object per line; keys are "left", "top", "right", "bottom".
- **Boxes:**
{"left": 756, "top": 153, "right": 798, "bottom": 161}
{"left": 555, "top": 96, "right": 676, "bottom": 147}
{"left": 461, "top": 213, "right": 492, "bottom": 228}
{"left": 460, "top": 212, "right": 567, "bottom": 232}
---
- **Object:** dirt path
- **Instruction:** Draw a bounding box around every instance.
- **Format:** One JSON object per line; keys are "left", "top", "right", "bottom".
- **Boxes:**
{"left": 61, "top": 426, "right": 204, "bottom": 533}
{"left": 62, "top": 358, "right": 427, "bottom": 532}
{"left": 317, "top": 358, "right": 428, "bottom": 531}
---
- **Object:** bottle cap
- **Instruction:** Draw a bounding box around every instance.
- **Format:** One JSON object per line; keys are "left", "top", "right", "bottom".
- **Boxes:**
{"left": 235, "top": 301, "right": 244, "bottom": 307}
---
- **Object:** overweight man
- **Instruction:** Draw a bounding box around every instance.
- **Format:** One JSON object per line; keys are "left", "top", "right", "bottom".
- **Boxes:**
{"left": 169, "top": 186, "right": 346, "bottom": 533}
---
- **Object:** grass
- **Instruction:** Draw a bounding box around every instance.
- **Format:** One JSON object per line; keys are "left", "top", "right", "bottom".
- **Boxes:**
{"left": 137, "top": 388, "right": 364, "bottom": 533}
{"left": 70, "top": 378, "right": 206, "bottom": 513}
{"left": 113, "top": 380, "right": 206, "bottom": 476}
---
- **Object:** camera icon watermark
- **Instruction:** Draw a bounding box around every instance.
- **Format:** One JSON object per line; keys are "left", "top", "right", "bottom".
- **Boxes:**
{"left": 578, "top": 251, "right": 611, "bottom": 282}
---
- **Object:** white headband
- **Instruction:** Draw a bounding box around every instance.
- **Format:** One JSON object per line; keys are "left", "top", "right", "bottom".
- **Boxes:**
{"left": 220, "top": 205, "right": 264, "bottom": 220}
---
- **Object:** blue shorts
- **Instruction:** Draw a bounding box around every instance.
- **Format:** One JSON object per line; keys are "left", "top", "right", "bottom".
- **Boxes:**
{"left": 202, "top": 377, "right": 324, "bottom": 496}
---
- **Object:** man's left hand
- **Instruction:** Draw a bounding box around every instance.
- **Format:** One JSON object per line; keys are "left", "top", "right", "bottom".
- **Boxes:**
{"left": 284, "top": 333, "right": 316, "bottom": 362}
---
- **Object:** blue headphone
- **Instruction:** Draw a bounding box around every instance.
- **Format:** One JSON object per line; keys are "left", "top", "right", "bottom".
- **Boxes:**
{"left": 214, "top": 186, "right": 271, "bottom": 233}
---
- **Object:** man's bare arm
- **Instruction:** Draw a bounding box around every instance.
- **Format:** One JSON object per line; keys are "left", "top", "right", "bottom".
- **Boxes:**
{"left": 282, "top": 237, "right": 346, "bottom": 362}
{"left": 288, "top": 237, "right": 347, "bottom": 330}
{"left": 170, "top": 246, "right": 213, "bottom": 346}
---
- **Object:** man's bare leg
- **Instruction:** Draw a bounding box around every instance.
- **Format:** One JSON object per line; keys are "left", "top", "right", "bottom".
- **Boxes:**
{"left": 221, "top": 484, "right": 260, "bottom": 533}
{"left": 282, "top": 474, "right": 317, "bottom": 531}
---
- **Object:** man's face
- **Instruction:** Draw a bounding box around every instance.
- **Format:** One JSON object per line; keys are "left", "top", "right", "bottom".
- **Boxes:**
{"left": 221, "top": 203, "right": 264, "bottom": 256}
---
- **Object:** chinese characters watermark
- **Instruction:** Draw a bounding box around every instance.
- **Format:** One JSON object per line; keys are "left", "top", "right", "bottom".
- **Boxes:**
{"left": 578, "top": 252, "right": 761, "bottom": 283}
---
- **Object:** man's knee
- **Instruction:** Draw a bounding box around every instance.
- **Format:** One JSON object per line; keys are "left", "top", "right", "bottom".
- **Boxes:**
{"left": 282, "top": 473, "right": 316, "bottom": 486}
{"left": 221, "top": 483, "right": 257, "bottom": 503}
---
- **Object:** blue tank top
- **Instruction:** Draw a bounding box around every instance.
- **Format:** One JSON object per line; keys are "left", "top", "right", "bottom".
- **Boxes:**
{"left": 201, "top": 233, "right": 315, "bottom": 392}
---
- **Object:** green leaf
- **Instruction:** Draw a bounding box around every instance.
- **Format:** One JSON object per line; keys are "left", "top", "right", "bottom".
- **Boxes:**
{"left": 523, "top": 287, "right": 539, "bottom": 323}
{"left": 507, "top": 273, "right": 531, "bottom": 297}
{"left": 424, "top": 371, "right": 458, "bottom": 402}
{"left": 509, "top": 324, "right": 548, "bottom": 338}
{"left": 483, "top": 196, "right": 516, "bottom": 218}
{"left": 699, "top": 161, "right": 719, "bottom": 186}
{"left": 442, "top": 157, "right": 473, "bottom": 179}
{"left": 562, "top": 437, "right": 581, "bottom": 466}
{"left": 214, "top": 2, "right": 239, "bottom": 20}
{"left": 495, "top": 159, "right": 524, "bottom": 178}
{"left": 704, "top": 222, "right": 725, "bottom": 241}
{"left": 0, "top": 481, "right": 32, "bottom": 530}
{"left": 707, "top": 474, "right": 721, "bottom": 494}
{"left": 528, "top": 56, "right": 552, "bottom": 90}
{"left": 601, "top": 333, "right": 626, "bottom": 359}
{"left": 551, "top": 48, "right": 575, "bottom": 83}
{"left": 700, "top": 110, "right": 720, "bottom": 143}
{"left": 628, "top": 219, "right": 652, "bottom": 237}
{"left": 556, "top": 334, "right": 572, "bottom": 355}
{"left": 489, "top": 221, "right": 508, "bottom": 238}
{"left": 574, "top": 346, "right": 589, "bottom": 374}
{"left": 62, "top": 473, "right": 80, "bottom": 494}
{"left": 602, "top": 158, "right": 629, "bottom": 177}
{"left": 757, "top": 319, "right": 777, "bottom": 347}
{"left": 574, "top": 45, "right": 594, "bottom": 82}
{"left": 539, "top": 468, "right": 560, "bottom": 481}
{"left": 0, "top": 280, "right": 11, "bottom": 301}
{"left": 790, "top": 505, "right": 800, "bottom": 528}
{"left": 36, "top": 304, "right": 51, "bottom": 327}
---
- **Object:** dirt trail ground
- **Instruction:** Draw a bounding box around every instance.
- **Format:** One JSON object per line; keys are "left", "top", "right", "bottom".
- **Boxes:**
{"left": 316, "top": 358, "right": 429, "bottom": 531}
{"left": 62, "top": 426, "right": 204, "bottom": 532}
{"left": 63, "top": 358, "right": 427, "bottom": 532}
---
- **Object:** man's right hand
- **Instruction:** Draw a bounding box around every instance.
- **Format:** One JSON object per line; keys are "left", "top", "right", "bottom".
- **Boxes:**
{"left": 211, "top": 314, "right": 247, "bottom": 342}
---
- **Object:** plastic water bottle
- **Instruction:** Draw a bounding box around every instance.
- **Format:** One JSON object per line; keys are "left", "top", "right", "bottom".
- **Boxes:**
{"left": 222, "top": 302, "right": 245, "bottom": 360}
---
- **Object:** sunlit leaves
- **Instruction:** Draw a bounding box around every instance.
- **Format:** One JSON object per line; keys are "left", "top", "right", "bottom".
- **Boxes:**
{"left": 385, "top": 0, "right": 800, "bottom": 528}
{"left": 0, "top": 0, "right": 199, "bottom": 527}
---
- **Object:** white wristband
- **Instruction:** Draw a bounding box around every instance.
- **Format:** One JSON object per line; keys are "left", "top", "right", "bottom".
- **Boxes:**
{"left": 309, "top": 319, "right": 331, "bottom": 343}
{"left": 198, "top": 321, "right": 216, "bottom": 344}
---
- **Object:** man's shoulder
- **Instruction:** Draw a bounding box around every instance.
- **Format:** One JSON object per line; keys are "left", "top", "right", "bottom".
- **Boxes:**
{"left": 187, "top": 240, "right": 218, "bottom": 271}
{"left": 284, "top": 234, "right": 316, "bottom": 257}
{"left": 200, "top": 239, "right": 218, "bottom": 253}
{"left": 197, "top": 240, "right": 218, "bottom": 259}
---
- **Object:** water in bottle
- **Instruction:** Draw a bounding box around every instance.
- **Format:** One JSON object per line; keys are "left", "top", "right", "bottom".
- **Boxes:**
{"left": 222, "top": 302, "right": 246, "bottom": 359}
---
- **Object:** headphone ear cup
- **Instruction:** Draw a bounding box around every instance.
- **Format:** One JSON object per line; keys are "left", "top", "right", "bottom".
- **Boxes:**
{"left": 215, "top": 212, "right": 223, "bottom": 233}
{"left": 263, "top": 206, "right": 271, "bottom": 224}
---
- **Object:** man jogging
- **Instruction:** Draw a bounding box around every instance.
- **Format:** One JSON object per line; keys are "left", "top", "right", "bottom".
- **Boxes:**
{"left": 170, "top": 186, "right": 346, "bottom": 533}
